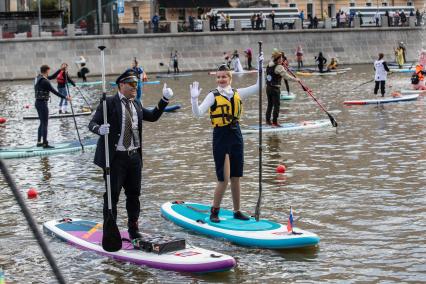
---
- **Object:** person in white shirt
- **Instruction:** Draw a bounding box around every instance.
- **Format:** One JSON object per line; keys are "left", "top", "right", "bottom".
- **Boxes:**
{"left": 373, "top": 53, "right": 390, "bottom": 97}
{"left": 189, "top": 53, "right": 263, "bottom": 223}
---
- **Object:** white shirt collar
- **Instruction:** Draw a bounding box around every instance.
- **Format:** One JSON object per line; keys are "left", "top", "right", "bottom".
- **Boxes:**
{"left": 217, "top": 85, "right": 233, "bottom": 97}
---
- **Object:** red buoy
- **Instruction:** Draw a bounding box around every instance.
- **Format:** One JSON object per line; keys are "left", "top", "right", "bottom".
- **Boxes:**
{"left": 27, "top": 188, "right": 38, "bottom": 199}
{"left": 0, "top": 117, "right": 6, "bottom": 124}
{"left": 24, "top": 104, "right": 30, "bottom": 109}
{"left": 276, "top": 164, "right": 286, "bottom": 174}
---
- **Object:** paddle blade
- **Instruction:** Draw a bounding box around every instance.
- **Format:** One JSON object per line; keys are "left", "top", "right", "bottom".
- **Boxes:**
{"left": 102, "top": 213, "right": 122, "bottom": 252}
{"left": 327, "top": 112, "right": 338, "bottom": 127}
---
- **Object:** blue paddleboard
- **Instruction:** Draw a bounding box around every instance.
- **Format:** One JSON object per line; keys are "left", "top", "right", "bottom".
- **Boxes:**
{"left": 161, "top": 201, "right": 320, "bottom": 249}
{"left": 147, "top": 104, "right": 181, "bottom": 112}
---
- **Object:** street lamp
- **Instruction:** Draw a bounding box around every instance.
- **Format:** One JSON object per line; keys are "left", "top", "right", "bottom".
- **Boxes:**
{"left": 38, "top": 0, "right": 41, "bottom": 36}
{"left": 97, "top": 0, "right": 102, "bottom": 34}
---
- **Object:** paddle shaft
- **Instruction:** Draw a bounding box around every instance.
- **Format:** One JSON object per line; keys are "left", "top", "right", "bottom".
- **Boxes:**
{"left": 99, "top": 46, "right": 113, "bottom": 212}
{"left": 255, "top": 41, "right": 263, "bottom": 222}
{"left": 285, "top": 65, "right": 338, "bottom": 127}
{"left": 65, "top": 74, "right": 84, "bottom": 152}
{"left": 0, "top": 160, "right": 66, "bottom": 284}
{"left": 75, "top": 86, "right": 92, "bottom": 110}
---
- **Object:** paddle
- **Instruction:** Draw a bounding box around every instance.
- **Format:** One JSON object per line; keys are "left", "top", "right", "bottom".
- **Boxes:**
{"left": 0, "top": 159, "right": 66, "bottom": 284}
{"left": 65, "top": 73, "right": 84, "bottom": 152}
{"left": 352, "top": 66, "right": 396, "bottom": 91}
{"left": 98, "top": 45, "right": 122, "bottom": 252}
{"left": 254, "top": 41, "right": 263, "bottom": 222}
{"left": 284, "top": 65, "right": 338, "bottom": 128}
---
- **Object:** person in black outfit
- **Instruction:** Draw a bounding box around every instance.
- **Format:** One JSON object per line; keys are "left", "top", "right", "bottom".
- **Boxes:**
{"left": 78, "top": 63, "right": 90, "bottom": 82}
{"left": 315, "top": 52, "right": 327, "bottom": 73}
{"left": 265, "top": 50, "right": 300, "bottom": 127}
{"left": 88, "top": 70, "right": 174, "bottom": 240}
{"left": 34, "top": 65, "right": 70, "bottom": 148}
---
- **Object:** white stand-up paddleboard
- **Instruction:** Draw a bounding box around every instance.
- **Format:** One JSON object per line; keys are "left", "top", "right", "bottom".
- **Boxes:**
{"left": 0, "top": 138, "right": 97, "bottom": 159}
{"left": 343, "top": 94, "right": 419, "bottom": 105}
{"left": 43, "top": 219, "right": 236, "bottom": 273}
{"left": 241, "top": 119, "right": 332, "bottom": 134}
{"left": 208, "top": 70, "right": 258, "bottom": 75}
{"left": 161, "top": 202, "right": 320, "bottom": 249}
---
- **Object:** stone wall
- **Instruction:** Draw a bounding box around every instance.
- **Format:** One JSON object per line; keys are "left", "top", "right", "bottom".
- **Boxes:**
{"left": 0, "top": 27, "right": 425, "bottom": 81}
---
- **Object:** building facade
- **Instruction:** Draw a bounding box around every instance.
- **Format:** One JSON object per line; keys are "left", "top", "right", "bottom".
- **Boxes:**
{"left": 117, "top": 0, "right": 424, "bottom": 25}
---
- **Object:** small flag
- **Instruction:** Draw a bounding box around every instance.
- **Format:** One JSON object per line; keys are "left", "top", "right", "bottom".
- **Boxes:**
{"left": 0, "top": 267, "right": 5, "bottom": 284}
{"left": 287, "top": 206, "right": 294, "bottom": 233}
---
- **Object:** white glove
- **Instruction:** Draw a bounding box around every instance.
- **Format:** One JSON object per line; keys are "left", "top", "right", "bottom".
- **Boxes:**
{"left": 190, "top": 81, "right": 202, "bottom": 99}
{"left": 162, "top": 83, "right": 174, "bottom": 100}
{"left": 98, "top": 123, "right": 110, "bottom": 136}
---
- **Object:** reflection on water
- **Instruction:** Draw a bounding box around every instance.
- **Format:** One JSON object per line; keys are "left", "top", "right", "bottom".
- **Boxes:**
{"left": 0, "top": 65, "right": 425, "bottom": 283}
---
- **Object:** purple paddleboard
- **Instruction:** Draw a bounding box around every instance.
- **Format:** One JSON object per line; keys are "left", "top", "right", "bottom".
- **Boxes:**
{"left": 43, "top": 219, "right": 235, "bottom": 273}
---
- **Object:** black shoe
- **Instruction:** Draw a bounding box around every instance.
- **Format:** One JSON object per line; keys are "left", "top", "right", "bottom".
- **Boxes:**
{"left": 42, "top": 142, "right": 54, "bottom": 149}
{"left": 59, "top": 110, "right": 63, "bottom": 114}
{"left": 128, "top": 229, "right": 143, "bottom": 240}
{"left": 233, "top": 211, "right": 250, "bottom": 221}
{"left": 209, "top": 207, "right": 220, "bottom": 223}
{"left": 128, "top": 221, "right": 142, "bottom": 240}
{"left": 36, "top": 142, "right": 43, "bottom": 147}
{"left": 266, "top": 120, "right": 272, "bottom": 126}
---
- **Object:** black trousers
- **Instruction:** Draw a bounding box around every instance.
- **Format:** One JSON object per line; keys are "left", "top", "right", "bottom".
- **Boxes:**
{"left": 266, "top": 85, "right": 281, "bottom": 123}
{"left": 374, "top": 80, "right": 386, "bottom": 96}
{"left": 103, "top": 151, "right": 142, "bottom": 226}
{"left": 35, "top": 99, "right": 49, "bottom": 143}
{"left": 318, "top": 64, "right": 324, "bottom": 73}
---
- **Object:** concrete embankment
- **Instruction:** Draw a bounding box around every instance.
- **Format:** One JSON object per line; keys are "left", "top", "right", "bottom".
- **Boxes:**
{"left": 0, "top": 27, "right": 425, "bottom": 81}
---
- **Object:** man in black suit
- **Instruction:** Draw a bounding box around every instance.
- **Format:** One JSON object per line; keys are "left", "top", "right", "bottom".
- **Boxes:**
{"left": 89, "top": 70, "right": 173, "bottom": 240}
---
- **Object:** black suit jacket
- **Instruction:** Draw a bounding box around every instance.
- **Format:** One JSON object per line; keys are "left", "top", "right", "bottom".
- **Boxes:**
{"left": 88, "top": 93, "right": 169, "bottom": 169}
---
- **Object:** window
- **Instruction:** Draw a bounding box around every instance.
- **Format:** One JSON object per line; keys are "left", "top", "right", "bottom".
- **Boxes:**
{"left": 159, "top": 7, "right": 166, "bottom": 20}
{"left": 382, "top": 2, "right": 388, "bottom": 6}
{"left": 289, "top": 3, "right": 297, "bottom": 8}
{"left": 350, "top": 3, "right": 355, "bottom": 7}
{"left": 132, "top": 7, "right": 139, "bottom": 23}
{"left": 407, "top": 1, "right": 413, "bottom": 6}
{"left": 178, "top": 8, "right": 185, "bottom": 21}
{"left": 366, "top": 2, "right": 372, "bottom": 6}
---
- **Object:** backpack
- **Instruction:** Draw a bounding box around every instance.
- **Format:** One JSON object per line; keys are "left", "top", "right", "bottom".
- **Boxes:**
{"left": 411, "top": 72, "right": 420, "bottom": 84}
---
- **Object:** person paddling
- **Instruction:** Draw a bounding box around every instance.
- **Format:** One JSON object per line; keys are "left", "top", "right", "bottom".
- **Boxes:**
{"left": 411, "top": 64, "right": 426, "bottom": 90}
{"left": 76, "top": 56, "right": 90, "bottom": 82}
{"left": 327, "top": 58, "right": 338, "bottom": 71}
{"left": 35, "top": 65, "right": 71, "bottom": 148}
{"left": 88, "top": 70, "right": 173, "bottom": 240}
{"left": 172, "top": 50, "right": 180, "bottom": 74}
{"left": 189, "top": 53, "right": 263, "bottom": 223}
{"left": 50, "top": 63, "right": 76, "bottom": 114}
{"left": 315, "top": 52, "right": 327, "bottom": 73}
{"left": 127, "top": 58, "right": 148, "bottom": 103}
{"left": 265, "top": 49, "right": 300, "bottom": 127}
{"left": 374, "top": 53, "right": 390, "bottom": 97}
{"left": 295, "top": 45, "right": 304, "bottom": 70}
{"left": 231, "top": 50, "right": 244, "bottom": 72}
